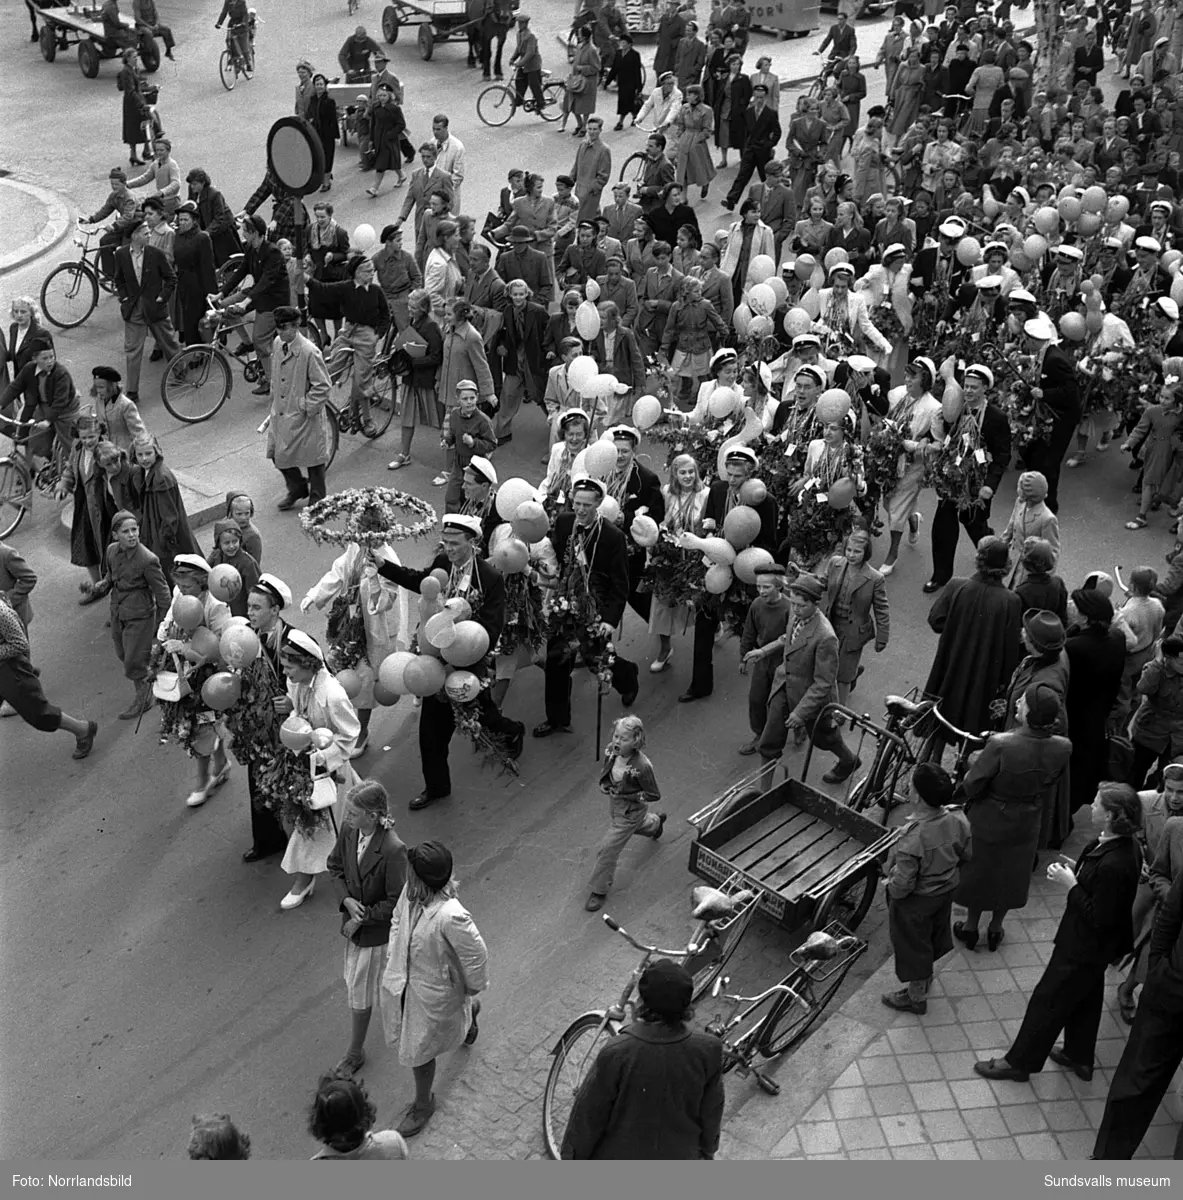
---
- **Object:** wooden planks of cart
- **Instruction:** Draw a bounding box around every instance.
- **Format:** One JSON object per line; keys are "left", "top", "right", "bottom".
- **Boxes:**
{"left": 688, "top": 767, "right": 901, "bottom": 934}
{"left": 31, "top": 1, "right": 161, "bottom": 78}
{"left": 380, "top": 0, "right": 483, "bottom": 61}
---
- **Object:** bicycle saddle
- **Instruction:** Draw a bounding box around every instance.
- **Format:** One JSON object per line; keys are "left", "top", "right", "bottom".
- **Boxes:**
{"left": 884, "top": 694, "right": 926, "bottom": 719}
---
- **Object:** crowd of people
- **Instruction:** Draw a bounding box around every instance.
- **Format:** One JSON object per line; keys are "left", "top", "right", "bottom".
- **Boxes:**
{"left": 4, "top": 0, "right": 1183, "bottom": 1164}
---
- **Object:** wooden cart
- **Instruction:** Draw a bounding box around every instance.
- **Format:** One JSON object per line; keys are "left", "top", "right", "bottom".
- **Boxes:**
{"left": 688, "top": 764, "right": 901, "bottom": 934}
{"left": 380, "top": 0, "right": 482, "bottom": 61}
{"left": 31, "top": 1, "right": 160, "bottom": 78}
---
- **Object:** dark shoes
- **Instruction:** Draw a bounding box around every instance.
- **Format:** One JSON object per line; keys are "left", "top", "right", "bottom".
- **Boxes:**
{"left": 149, "top": 347, "right": 164, "bottom": 362}
{"left": 621, "top": 687, "right": 638, "bottom": 708}
{"left": 277, "top": 491, "right": 307, "bottom": 511}
{"left": 953, "top": 921, "right": 979, "bottom": 951}
{"left": 585, "top": 893, "right": 607, "bottom": 912}
{"left": 720, "top": 199, "right": 736, "bottom": 211}
{"left": 251, "top": 384, "right": 270, "bottom": 396}
{"left": 973, "top": 1057, "right": 1030, "bottom": 1082}
{"left": 72, "top": 720, "right": 98, "bottom": 760}
{"left": 503, "top": 721, "right": 525, "bottom": 760}
{"left": 397, "top": 1094, "right": 436, "bottom": 1137}
{"left": 496, "top": 433, "right": 513, "bottom": 446}
{"left": 987, "top": 928, "right": 1005, "bottom": 952}
{"left": 1049, "top": 1047, "right": 1094, "bottom": 1081}
{"left": 465, "top": 1000, "right": 481, "bottom": 1046}
{"left": 651, "top": 812, "right": 667, "bottom": 840}
{"left": 410, "top": 791, "right": 449, "bottom": 811}
{"left": 738, "top": 740, "right": 760, "bottom": 755}
{"left": 242, "top": 846, "right": 280, "bottom": 863}
{"left": 881, "top": 989, "right": 927, "bottom": 1015}
{"left": 822, "top": 756, "right": 860, "bottom": 784}
{"left": 678, "top": 689, "right": 707, "bottom": 703}
{"left": 922, "top": 579, "right": 946, "bottom": 594}
{"left": 532, "top": 721, "right": 571, "bottom": 738}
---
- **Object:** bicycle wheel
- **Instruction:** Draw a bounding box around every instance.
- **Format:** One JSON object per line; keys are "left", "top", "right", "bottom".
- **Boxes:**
{"left": 477, "top": 83, "right": 516, "bottom": 127}
{"left": 219, "top": 49, "right": 237, "bottom": 90}
{"left": 618, "top": 151, "right": 646, "bottom": 185}
{"left": 0, "top": 456, "right": 32, "bottom": 539}
{"left": 812, "top": 864, "right": 878, "bottom": 933}
{"left": 241, "top": 48, "right": 254, "bottom": 79}
{"left": 683, "top": 884, "right": 761, "bottom": 1001}
{"left": 757, "top": 961, "right": 852, "bottom": 1058}
{"left": 40, "top": 263, "right": 98, "bottom": 330}
{"left": 367, "top": 369, "right": 397, "bottom": 439}
{"left": 542, "top": 1013, "right": 616, "bottom": 1159}
{"left": 160, "top": 346, "right": 232, "bottom": 423}
{"left": 539, "top": 82, "right": 564, "bottom": 122}
{"left": 324, "top": 406, "right": 341, "bottom": 468}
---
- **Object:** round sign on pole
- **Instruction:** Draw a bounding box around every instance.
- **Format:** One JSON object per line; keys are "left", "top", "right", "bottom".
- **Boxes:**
{"left": 266, "top": 117, "right": 326, "bottom": 197}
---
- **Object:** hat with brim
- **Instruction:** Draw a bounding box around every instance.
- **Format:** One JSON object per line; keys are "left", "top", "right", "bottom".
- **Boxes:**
{"left": 510, "top": 225, "right": 534, "bottom": 242}
{"left": 829, "top": 262, "right": 855, "bottom": 279}
{"left": 1023, "top": 609, "right": 1067, "bottom": 654}
{"left": 976, "top": 275, "right": 1004, "bottom": 289}
{"left": 847, "top": 355, "right": 876, "bottom": 373}
{"left": 282, "top": 628, "right": 325, "bottom": 662}
{"left": 442, "top": 513, "right": 484, "bottom": 537}
{"left": 1009, "top": 187, "right": 1031, "bottom": 206}
{"left": 792, "top": 334, "right": 821, "bottom": 350}
{"left": 1151, "top": 200, "right": 1174, "bottom": 214}
{"left": 466, "top": 456, "right": 497, "bottom": 486}
{"left": 965, "top": 364, "right": 995, "bottom": 388}
{"left": 609, "top": 425, "right": 641, "bottom": 446}
{"left": 1055, "top": 245, "right": 1084, "bottom": 261}
{"left": 1136, "top": 236, "right": 1163, "bottom": 253}
{"left": 570, "top": 475, "right": 607, "bottom": 498}
{"left": 938, "top": 218, "right": 967, "bottom": 238}
{"left": 559, "top": 409, "right": 591, "bottom": 430}
{"left": 724, "top": 446, "right": 758, "bottom": 468}
{"left": 172, "top": 554, "right": 212, "bottom": 575}
{"left": 456, "top": 378, "right": 479, "bottom": 395}
{"left": 983, "top": 241, "right": 1009, "bottom": 258}
{"left": 908, "top": 356, "right": 937, "bottom": 388}
{"left": 1103, "top": 236, "right": 1125, "bottom": 250}
{"left": 1009, "top": 288, "right": 1038, "bottom": 306}
{"left": 709, "top": 347, "right": 739, "bottom": 371}
{"left": 253, "top": 573, "right": 293, "bottom": 609}
{"left": 1158, "top": 297, "right": 1181, "bottom": 320}
{"left": 795, "top": 365, "right": 826, "bottom": 387}
{"left": 1023, "top": 315, "right": 1057, "bottom": 340}
{"left": 788, "top": 574, "right": 824, "bottom": 602}
{"left": 883, "top": 243, "right": 906, "bottom": 261}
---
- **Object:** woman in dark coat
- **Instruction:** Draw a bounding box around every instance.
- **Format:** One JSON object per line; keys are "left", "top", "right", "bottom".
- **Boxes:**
{"left": 702, "top": 31, "right": 728, "bottom": 111}
{"left": 924, "top": 536, "right": 1023, "bottom": 741}
{"left": 55, "top": 421, "right": 126, "bottom": 593}
{"left": 307, "top": 75, "right": 339, "bottom": 191}
{"left": 117, "top": 49, "right": 148, "bottom": 166}
{"left": 953, "top": 683, "right": 1073, "bottom": 953}
{"left": 975, "top": 782, "right": 1143, "bottom": 1084}
{"left": 185, "top": 169, "right": 241, "bottom": 268}
{"left": 306, "top": 201, "right": 351, "bottom": 343}
{"left": 646, "top": 182, "right": 701, "bottom": 247}
{"left": 172, "top": 202, "right": 217, "bottom": 346}
{"left": 713, "top": 55, "right": 752, "bottom": 169}
{"left": 129, "top": 433, "right": 200, "bottom": 579}
{"left": 1065, "top": 589, "right": 1126, "bottom": 814}
{"left": 605, "top": 31, "right": 644, "bottom": 129}
{"left": 366, "top": 85, "right": 407, "bottom": 198}
{"left": 1, "top": 296, "right": 51, "bottom": 389}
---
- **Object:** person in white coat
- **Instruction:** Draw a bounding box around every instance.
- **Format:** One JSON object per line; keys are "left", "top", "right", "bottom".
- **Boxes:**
{"left": 274, "top": 629, "right": 361, "bottom": 911}
{"left": 718, "top": 202, "right": 776, "bottom": 301}
{"left": 300, "top": 509, "right": 411, "bottom": 758}
{"left": 431, "top": 115, "right": 466, "bottom": 214}
{"left": 636, "top": 74, "right": 684, "bottom": 135}
{"left": 380, "top": 840, "right": 489, "bottom": 1138}
{"left": 815, "top": 261, "right": 891, "bottom": 361}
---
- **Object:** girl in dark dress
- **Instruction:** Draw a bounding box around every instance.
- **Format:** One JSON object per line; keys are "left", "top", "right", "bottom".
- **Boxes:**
{"left": 129, "top": 434, "right": 200, "bottom": 580}
{"left": 307, "top": 75, "right": 340, "bottom": 192}
{"left": 605, "top": 32, "right": 643, "bottom": 129}
{"left": 172, "top": 202, "right": 217, "bottom": 346}
{"left": 307, "top": 201, "right": 351, "bottom": 345}
{"left": 366, "top": 84, "right": 406, "bottom": 198}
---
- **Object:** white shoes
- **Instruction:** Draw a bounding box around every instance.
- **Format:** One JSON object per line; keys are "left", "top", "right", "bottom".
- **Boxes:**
{"left": 185, "top": 789, "right": 209, "bottom": 808}
{"left": 0, "top": 700, "right": 16, "bottom": 718}
{"left": 879, "top": 562, "right": 896, "bottom": 578}
{"left": 649, "top": 651, "right": 672, "bottom": 674}
{"left": 280, "top": 878, "right": 316, "bottom": 910}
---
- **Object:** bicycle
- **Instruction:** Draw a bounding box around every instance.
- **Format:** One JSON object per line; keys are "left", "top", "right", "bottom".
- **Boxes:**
{"left": 0, "top": 415, "right": 68, "bottom": 539}
{"left": 541, "top": 910, "right": 865, "bottom": 1157}
{"left": 323, "top": 336, "right": 398, "bottom": 442}
{"left": 476, "top": 70, "right": 564, "bottom": 127}
{"left": 39, "top": 227, "right": 118, "bottom": 331}
{"left": 219, "top": 17, "right": 257, "bottom": 91}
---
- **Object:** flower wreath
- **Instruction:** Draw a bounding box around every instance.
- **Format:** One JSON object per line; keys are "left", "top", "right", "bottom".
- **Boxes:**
{"left": 300, "top": 487, "right": 438, "bottom": 548}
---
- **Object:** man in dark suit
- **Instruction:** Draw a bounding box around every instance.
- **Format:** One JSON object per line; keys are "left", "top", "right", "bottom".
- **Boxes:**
{"left": 1093, "top": 118, "right": 1129, "bottom": 173}
{"left": 691, "top": 243, "right": 734, "bottom": 327}
{"left": 925, "top": 364, "right": 1011, "bottom": 592}
{"left": 721, "top": 85, "right": 782, "bottom": 211}
{"left": 603, "top": 425, "right": 664, "bottom": 623}
{"left": 910, "top": 219, "right": 970, "bottom": 300}
{"left": 112, "top": 217, "right": 180, "bottom": 402}
{"left": 1093, "top": 869, "right": 1183, "bottom": 1158}
{"left": 682, "top": 447, "right": 776, "bottom": 702}
{"left": 1019, "top": 316, "right": 1080, "bottom": 515}
{"left": 495, "top": 226, "right": 553, "bottom": 307}
{"left": 637, "top": 133, "right": 677, "bottom": 213}
{"left": 492, "top": 278, "right": 548, "bottom": 445}
{"left": 674, "top": 21, "right": 707, "bottom": 92}
{"left": 378, "top": 514, "right": 526, "bottom": 809}
{"left": 534, "top": 478, "right": 640, "bottom": 738}
{"left": 602, "top": 182, "right": 644, "bottom": 244}
{"left": 464, "top": 242, "right": 507, "bottom": 391}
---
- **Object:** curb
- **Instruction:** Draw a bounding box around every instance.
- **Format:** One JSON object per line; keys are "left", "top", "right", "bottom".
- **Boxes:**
{"left": 0, "top": 177, "right": 73, "bottom": 275}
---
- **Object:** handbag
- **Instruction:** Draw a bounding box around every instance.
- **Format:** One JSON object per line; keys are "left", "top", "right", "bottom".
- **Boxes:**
{"left": 565, "top": 71, "right": 587, "bottom": 94}
{"left": 309, "top": 753, "right": 338, "bottom": 811}
{"left": 152, "top": 653, "right": 190, "bottom": 702}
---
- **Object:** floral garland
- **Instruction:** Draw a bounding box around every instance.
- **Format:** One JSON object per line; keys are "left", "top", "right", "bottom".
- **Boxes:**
{"left": 1005, "top": 378, "right": 1056, "bottom": 451}
{"left": 1078, "top": 346, "right": 1158, "bottom": 427}
{"left": 700, "top": 576, "right": 755, "bottom": 638}
{"left": 221, "top": 653, "right": 285, "bottom": 770}
{"left": 496, "top": 571, "right": 547, "bottom": 657}
{"left": 863, "top": 417, "right": 908, "bottom": 506}
{"left": 872, "top": 303, "right": 906, "bottom": 346}
{"left": 325, "top": 591, "right": 367, "bottom": 673}
{"left": 546, "top": 592, "right": 619, "bottom": 685}
{"left": 649, "top": 417, "right": 729, "bottom": 479}
{"left": 450, "top": 675, "right": 521, "bottom": 778}
{"left": 925, "top": 418, "right": 989, "bottom": 512}
{"left": 780, "top": 495, "right": 850, "bottom": 571}
{"left": 149, "top": 631, "right": 217, "bottom": 756}
{"left": 645, "top": 534, "right": 707, "bottom": 610}
{"left": 301, "top": 487, "right": 437, "bottom": 548}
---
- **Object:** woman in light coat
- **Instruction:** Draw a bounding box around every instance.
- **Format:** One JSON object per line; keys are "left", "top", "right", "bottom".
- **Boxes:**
{"left": 423, "top": 220, "right": 464, "bottom": 303}
{"left": 568, "top": 26, "right": 601, "bottom": 136}
{"left": 381, "top": 841, "right": 489, "bottom": 1139}
{"left": 719, "top": 204, "right": 775, "bottom": 294}
{"left": 300, "top": 507, "right": 410, "bottom": 758}
{"left": 274, "top": 629, "right": 361, "bottom": 911}
{"left": 814, "top": 262, "right": 891, "bottom": 360}
{"left": 437, "top": 298, "right": 496, "bottom": 413}
{"left": 670, "top": 85, "right": 716, "bottom": 195}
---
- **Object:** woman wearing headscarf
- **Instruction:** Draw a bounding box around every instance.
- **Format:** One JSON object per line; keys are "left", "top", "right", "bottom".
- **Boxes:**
{"left": 300, "top": 504, "right": 410, "bottom": 758}
{"left": 129, "top": 433, "right": 201, "bottom": 580}
{"left": 380, "top": 841, "right": 490, "bottom": 1138}
{"left": 1065, "top": 588, "right": 1126, "bottom": 815}
{"left": 325, "top": 780, "right": 408, "bottom": 1078}
{"left": 879, "top": 358, "right": 941, "bottom": 577}
{"left": 952, "top": 682, "right": 1073, "bottom": 953}
{"left": 273, "top": 628, "right": 361, "bottom": 910}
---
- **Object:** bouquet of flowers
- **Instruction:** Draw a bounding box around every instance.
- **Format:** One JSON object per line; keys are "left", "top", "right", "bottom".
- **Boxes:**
{"left": 700, "top": 575, "right": 756, "bottom": 638}
{"left": 496, "top": 570, "right": 547, "bottom": 657}
{"left": 925, "top": 420, "right": 990, "bottom": 512}
{"left": 1005, "top": 377, "right": 1056, "bottom": 450}
{"left": 149, "top": 626, "right": 217, "bottom": 755}
{"left": 255, "top": 749, "right": 328, "bottom": 837}
{"left": 647, "top": 534, "right": 707, "bottom": 609}
{"left": 872, "top": 303, "right": 906, "bottom": 345}
{"left": 221, "top": 652, "right": 285, "bottom": 770}
{"left": 649, "top": 415, "right": 730, "bottom": 478}
{"left": 450, "top": 675, "right": 521, "bottom": 778}
{"left": 325, "top": 589, "right": 367, "bottom": 673}
{"left": 781, "top": 489, "right": 849, "bottom": 569}
{"left": 863, "top": 416, "right": 907, "bottom": 504}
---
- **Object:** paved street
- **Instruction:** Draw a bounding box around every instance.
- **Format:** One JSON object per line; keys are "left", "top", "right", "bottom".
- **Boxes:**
{"left": 0, "top": 0, "right": 1177, "bottom": 1163}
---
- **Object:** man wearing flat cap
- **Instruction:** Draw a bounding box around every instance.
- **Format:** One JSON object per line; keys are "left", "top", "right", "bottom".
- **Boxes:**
{"left": 561, "top": 958, "right": 724, "bottom": 1159}
{"left": 378, "top": 514, "right": 525, "bottom": 809}
{"left": 754, "top": 572, "right": 861, "bottom": 784}
{"left": 681, "top": 447, "right": 777, "bottom": 702}
{"left": 535, "top": 477, "right": 640, "bottom": 737}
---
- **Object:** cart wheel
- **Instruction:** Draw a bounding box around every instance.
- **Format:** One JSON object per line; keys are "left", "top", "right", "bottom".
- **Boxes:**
{"left": 39, "top": 24, "right": 56, "bottom": 63}
{"left": 417, "top": 23, "right": 434, "bottom": 60}
{"left": 812, "top": 864, "right": 879, "bottom": 933}
{"left": 139, "top": 32, "right": 160, "bottom": 73}
{"left": 382, "top": 5, "right": 400, "bottom": 43}
{"left": 78, "top": 40, "right": 100, "bottom": 78}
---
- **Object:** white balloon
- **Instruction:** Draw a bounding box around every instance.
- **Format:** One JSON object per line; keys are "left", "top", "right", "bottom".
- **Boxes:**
{"left": 353, "top": 223, "right": 376, "bottom": 251}
{"left": 585, "top": 278, "right": 601, "bottom": 301}
{"left": 568, "top": 355, "right": 599, "bottom": 391}
{"left": 575, "top": 300, "right": 601, "bottom": 341}
{"left": 747, "top": 283, "right": 777, "bottom": 317}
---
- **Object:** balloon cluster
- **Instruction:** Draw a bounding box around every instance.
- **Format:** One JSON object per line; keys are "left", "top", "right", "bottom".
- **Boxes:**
{"left": 672, "top": 476, "right": 776, "bottom": 594}
{"left": 568, "top": 354, "right": 622, "bottom": 402}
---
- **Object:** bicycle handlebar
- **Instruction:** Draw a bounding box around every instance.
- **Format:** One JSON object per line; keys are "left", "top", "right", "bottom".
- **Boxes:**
{"left": 929, "top": 705, "right": 987, "bottom": 749}
{"left": 601, "top": 914, "right": 697, "bottom": 960}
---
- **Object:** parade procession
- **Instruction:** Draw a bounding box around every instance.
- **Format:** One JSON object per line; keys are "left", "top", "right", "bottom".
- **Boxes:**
{"left": 5, "top": 0, "right": 1183, "bottom": 1177}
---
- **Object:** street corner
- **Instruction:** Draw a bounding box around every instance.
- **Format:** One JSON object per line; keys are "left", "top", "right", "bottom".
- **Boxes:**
{"left": 0, "top": 174, "right": 73, "bottom": 275}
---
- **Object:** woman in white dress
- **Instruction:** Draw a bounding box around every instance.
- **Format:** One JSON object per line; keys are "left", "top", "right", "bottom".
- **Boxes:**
{"left": 879, "top": 356, "right": 941, "bottom": 577}
{"left": 274, "top": 629, "right": 361, "bottom": 910}
{"left": 648, "top": 453, "right": 709, "bottom": 672}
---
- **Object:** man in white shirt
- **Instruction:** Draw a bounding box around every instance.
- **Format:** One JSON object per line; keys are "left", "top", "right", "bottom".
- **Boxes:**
{"left": 432, "top": 114, "right": 466, "bottom": 216}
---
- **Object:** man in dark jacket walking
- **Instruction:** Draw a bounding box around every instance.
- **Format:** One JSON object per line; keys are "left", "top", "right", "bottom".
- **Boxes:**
{"left": 561, "top": 958, "right": 724, "bottom": 1159}
{"left": 721, "top": 84, "right": 782, "bottom": 210}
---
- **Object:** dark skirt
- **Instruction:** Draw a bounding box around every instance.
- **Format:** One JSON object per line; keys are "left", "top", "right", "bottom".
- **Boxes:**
{"left": 954, "top": 796, "right": 1042, "bottom": 912}
{"left": 889, "top": 890, "right": 955, "bottom": 983}
{"left": 70, "top": 485, "right": 115, "bottom": 569}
